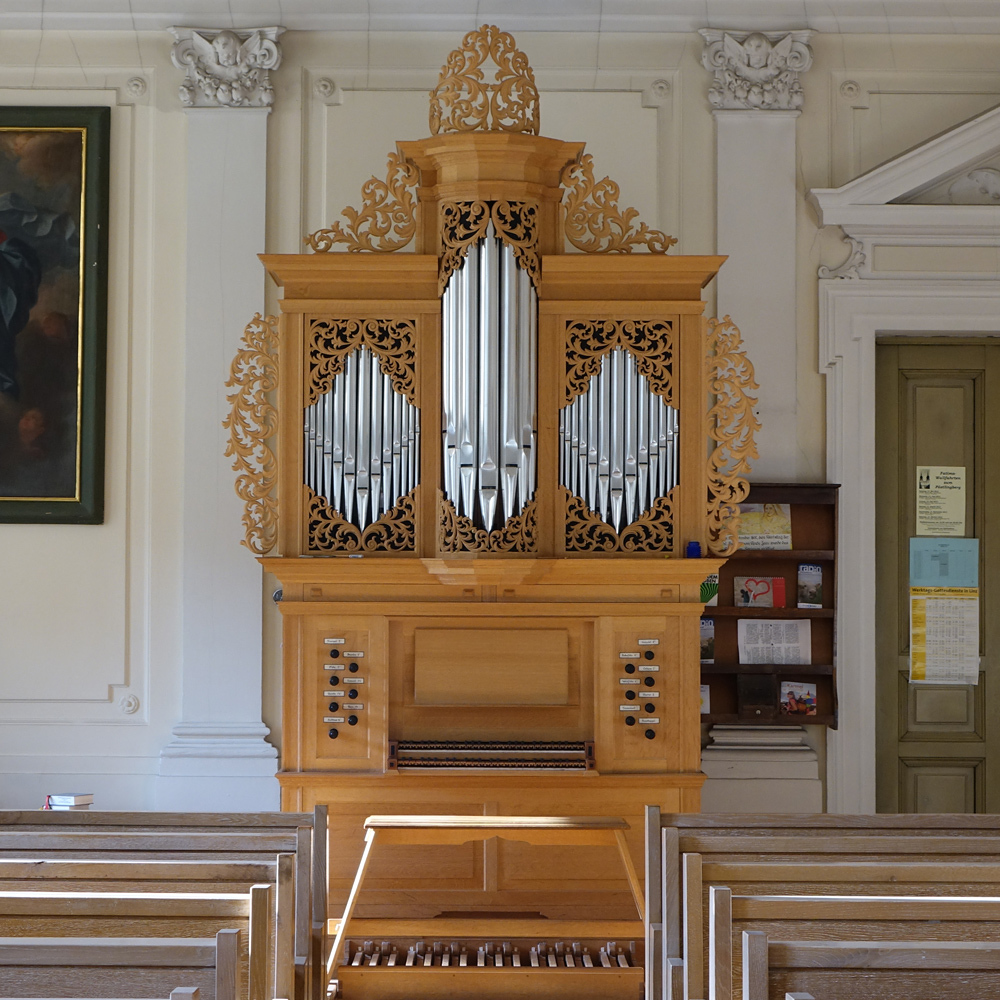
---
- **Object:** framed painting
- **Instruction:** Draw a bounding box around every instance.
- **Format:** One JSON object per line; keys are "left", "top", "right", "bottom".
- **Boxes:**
{"left": 0, "top": 106, "right": 109, "bottom": 523}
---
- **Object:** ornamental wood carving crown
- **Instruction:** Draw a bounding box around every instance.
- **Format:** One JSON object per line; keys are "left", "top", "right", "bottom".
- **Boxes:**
{"left": 429, "top": 24, "right": 540, "bottom": 135}
{"left": 306, "top": 24, "right": 678, "bottom": 256}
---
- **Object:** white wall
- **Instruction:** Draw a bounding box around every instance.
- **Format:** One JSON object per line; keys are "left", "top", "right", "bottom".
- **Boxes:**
{"left": 1, "top": 25, "right": 998, "bottom": 809}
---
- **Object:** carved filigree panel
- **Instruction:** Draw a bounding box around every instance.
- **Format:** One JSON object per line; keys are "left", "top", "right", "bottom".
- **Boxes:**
{"left": 706, "top": 316, "right": 760, "bottom": 555}
{"left": 439, "top": 199, "right": 539, "bottom": 291}
{"left": 439, "top": 496, "right": 536, "bottom": 553}
{"left": 306, "top": 317, "right": 417, "bottom": 406}
{"left": 563, "top": 486, "right": 675, "bottom": 553}
{"left": 223, "top": 313, "right": 280, "bottom": 555}
{"left": 307, "top": 485, "right": 416, "bottom": 553}
{"left": 429, "top": 24, "right": 539, "bottom": 135}
{"left": 305, "top": 151, "right": 418, "bottom": 253}
{"left": 563, "top": 319, "right": 675, "bottom": 406}
{"left": 561, "top": 154, "right": 677, "bottom": 254}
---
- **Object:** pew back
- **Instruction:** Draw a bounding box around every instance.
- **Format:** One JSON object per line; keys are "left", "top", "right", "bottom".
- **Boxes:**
{"left": 0, "top": 928, "right": 239, "bottom": 1000}
{"left": 712, "top": 890, "right": 1000, "bottom": 1000}
{"left": 0, "top": 808, "right": 327, "bottom": 1000}
{"left": 645, "top": 809, "right": 1000, "bottom": 1000}
{"left": 743, "top": 930, "right": 1000, "bottom": 1000}
{"left": 0, "top": 890, "right": 265, "bottom": 1000}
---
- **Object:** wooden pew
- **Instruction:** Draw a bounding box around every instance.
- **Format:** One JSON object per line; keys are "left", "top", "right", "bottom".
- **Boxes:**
{"left": 0, "top": 858, "right": 295, "bottom": 1000}
{"left": 683, "top": 855, "right": 1000, "bottom": 1000}
{"left": 711, "top": 889, "right": 1000, "bottom": 1000}
{"left": 0, "top": 891, "right": 267, "bottom": 1000}
{"left": 0, "top": 928, "right": 239, "bottom": 1000}
{"left": 742, "top": 929, "right": 1000, "bottom": 1000}
{"left": 0, "top": 808, "right": 328, "bottom": 1000}
{"left": 645, "top": 809, "right": 1000, "bottom": 1000}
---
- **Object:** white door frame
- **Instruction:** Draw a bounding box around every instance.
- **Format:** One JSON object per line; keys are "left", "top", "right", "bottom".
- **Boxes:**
{"left": 819, "top": 278, "right": 1000, "bottom": 813}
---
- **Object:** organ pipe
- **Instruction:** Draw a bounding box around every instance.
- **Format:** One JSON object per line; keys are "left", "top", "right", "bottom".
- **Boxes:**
{"left": 560, "top": 347, "right": 679, "bottom": 533}
{"left": 304, "top": 345, "right": 420, "bottom": 529}
{"left": 441, "top": 225, "right": 537, "bottom": 532}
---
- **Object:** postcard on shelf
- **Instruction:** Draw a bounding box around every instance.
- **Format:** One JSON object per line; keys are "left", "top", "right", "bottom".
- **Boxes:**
{"left": 738, "top": 503, "right": 793, "bottom": 550}
{"left": 780, "top": 680, "right": 817, "bottom": 716}
{"left": 738, "top": 619, "right": 811, "bottom": 665}
{"left": 700, "top": 684, "right": 711, "bottom": 715}
{"left": 734, "top": 576, "right": 786, "bottom": 608}
{"left": 700, "top": 618, "right": 715, "bottom": 663}
{"left": 701, "top": 573, "right": 719, "bottom": 606}
{"left": 797, "top": 564, "right": 823, "bottom": 608}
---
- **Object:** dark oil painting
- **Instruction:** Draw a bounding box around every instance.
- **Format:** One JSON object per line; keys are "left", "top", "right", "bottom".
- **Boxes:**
{"left": 0, "top": 107, "right": 109, "bottom": 523}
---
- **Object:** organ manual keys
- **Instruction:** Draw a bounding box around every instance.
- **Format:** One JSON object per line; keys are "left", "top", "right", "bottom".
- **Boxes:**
{"left": 224, "top": 22, "right": 759, "bottom": 996}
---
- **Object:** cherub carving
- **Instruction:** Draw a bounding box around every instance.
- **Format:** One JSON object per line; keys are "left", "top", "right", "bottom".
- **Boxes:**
{"left": 171, "top": 27, "right": 282, "bottom": 109}
{"left": 725, "top": 32, "right": 793, "bottom": 82}
{"left": 700, "top": 29, "right": 812, "bottom": 111}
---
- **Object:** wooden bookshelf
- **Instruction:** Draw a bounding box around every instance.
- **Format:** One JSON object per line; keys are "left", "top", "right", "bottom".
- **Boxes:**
{"left": 700, "top": 483, "right": 839, "bottom": 728}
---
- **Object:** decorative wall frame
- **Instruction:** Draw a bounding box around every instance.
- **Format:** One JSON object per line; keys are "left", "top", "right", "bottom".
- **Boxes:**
{"left": 0, "top": 106, "right": 110, "bottom": 524}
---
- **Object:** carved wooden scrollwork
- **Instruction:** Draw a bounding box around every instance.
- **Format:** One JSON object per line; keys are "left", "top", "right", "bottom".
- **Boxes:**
{"left": 306, "top": 317, "right": 418, "bottom": 406}
{"left": 563, "top": 486, "right": 676, "bottom": 553}
{"left": 561, "top": 154, "right": 677, "bottom": 254}
{"left": 223, "top": 313, "right": 280, "bottom": 555}
{"left": 705, "top": 315, "right": 759, "bottom": 555}
{"left": 563, "top": 319, "right": 675, "bottom": 406}
{"left": 439, "top": 496, "right": 536, "bottom": 552}
{"left": 306, "top": 486, "right": 417, "bottom": 552}
{"left": 429, "top": 24, "right": 539, "bottom": 135}
{"left": 305, "top": 151, "right": 418, "bottom": 253}
{"left": 438, "top": 199, "right": 539, "bottom": 291}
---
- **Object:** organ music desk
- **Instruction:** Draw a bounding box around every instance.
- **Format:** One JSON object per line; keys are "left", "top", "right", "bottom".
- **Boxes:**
{"left": 224, "top": 22, "right": 759, "bottom": 999}
{"left": 329, "top": 814, "right": 644, "bottom": 999}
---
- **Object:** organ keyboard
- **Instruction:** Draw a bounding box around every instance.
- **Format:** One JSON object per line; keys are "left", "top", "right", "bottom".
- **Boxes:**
{"left": 335, "top": 933, "right": 643, "bottom": 999}
{"left": 386, "top": 740, "right": 596, "bottom": 771}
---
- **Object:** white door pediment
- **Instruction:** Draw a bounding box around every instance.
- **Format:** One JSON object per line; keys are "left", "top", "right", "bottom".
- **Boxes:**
{"left": 809, "top": 102, "right": 1000, "bottom": 274}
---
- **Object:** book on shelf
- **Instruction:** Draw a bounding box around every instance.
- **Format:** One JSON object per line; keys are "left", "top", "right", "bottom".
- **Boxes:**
{"left": 780, "top": 680, "right": 817, "bottom": 716}
{"left": 797, "top": 563, "right": 823, "bottom": 608}
{"left": 45, "top": 793, "right": 93, "bottom": 809}
{"left": 700, "top": 684, "right": 711, "bottom": 715}
{"left": 701, "top": 573, "right": 719, "bottom": 606}
{"left": 738, "top": 503, "right": 792, "bottom": 550}
{"left": 734, "top": 575, "right": 786, "bottom": 608}
{"left": 700, "top": 618, "right": 715, "bottom": 663}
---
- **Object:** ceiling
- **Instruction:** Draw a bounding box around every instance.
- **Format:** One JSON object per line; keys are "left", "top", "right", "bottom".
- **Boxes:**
{"left": 2, "top": 0, "right": 1000, "bottom": 34}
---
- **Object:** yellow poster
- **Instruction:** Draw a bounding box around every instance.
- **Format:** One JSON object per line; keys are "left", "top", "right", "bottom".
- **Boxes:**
{"left": 915, "top": 466, "right": 965, "bottom": 536}
{"left": 909, "top": 586, "right": 979, "bottom": 684}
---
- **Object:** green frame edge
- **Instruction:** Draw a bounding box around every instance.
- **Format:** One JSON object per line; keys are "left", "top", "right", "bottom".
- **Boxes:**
{"left": 0, "top": 105, "right": 110, "bottom": 525}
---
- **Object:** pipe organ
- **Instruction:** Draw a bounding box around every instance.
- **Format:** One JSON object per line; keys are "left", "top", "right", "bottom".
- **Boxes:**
{"left": 224, "top": 23, "right": 758, "bottom": 996}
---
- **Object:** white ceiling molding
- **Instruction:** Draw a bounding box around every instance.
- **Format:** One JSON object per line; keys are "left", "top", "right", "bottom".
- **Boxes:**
{"left": 4, "top": 1, "right": 1000, "bottom": 34}
{"left": 809, "top": 103, "right": 1000, "bottom": 273}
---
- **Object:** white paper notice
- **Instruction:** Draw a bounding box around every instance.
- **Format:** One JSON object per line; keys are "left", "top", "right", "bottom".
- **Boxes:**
{"left": 909, "top": 586, "right": 979, "bottom": 685}
{"left": 737, "top": 619, "right": 811, "bottom": 665}
{"left": 915, "top": 466, "right": 965, "bottom": 536}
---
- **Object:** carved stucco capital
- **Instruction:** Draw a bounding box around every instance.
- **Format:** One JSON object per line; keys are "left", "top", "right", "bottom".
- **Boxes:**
{"left": 699, "top": 28, "right": 813, "bottom": 111}
{"left": 169, "top": 26, "right": 284, "bottom": 109}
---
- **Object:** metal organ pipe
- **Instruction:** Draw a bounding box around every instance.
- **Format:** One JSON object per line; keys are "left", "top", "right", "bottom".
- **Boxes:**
{"left": 303, "top": 344, "right": 420, "bottom": 531}
{"left": 559, "top": 347, "right": 679, "bottom": 534}
{"left": 441, "top": 227, "right": 538, "bottom": 532}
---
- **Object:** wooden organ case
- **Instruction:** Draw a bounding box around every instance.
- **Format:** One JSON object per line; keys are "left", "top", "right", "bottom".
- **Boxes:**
{"left": 225, "top": 24, "right": 758, "bottom": 997}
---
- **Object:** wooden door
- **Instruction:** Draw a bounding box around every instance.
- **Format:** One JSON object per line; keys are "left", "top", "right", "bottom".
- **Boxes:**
{"left": 875, "top": 341, "right": 1000, "bottom": 813}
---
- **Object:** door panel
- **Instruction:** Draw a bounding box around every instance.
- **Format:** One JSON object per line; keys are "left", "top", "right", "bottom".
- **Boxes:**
{"left": 876, "top": 342, "right": 1000, "bottom": 813}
